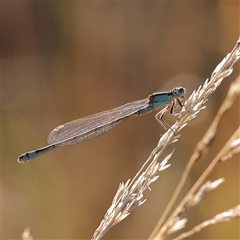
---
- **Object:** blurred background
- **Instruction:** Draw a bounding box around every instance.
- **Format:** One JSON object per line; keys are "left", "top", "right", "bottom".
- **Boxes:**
{"left": 2, "top": 2, "right": 239, "bottom": 239}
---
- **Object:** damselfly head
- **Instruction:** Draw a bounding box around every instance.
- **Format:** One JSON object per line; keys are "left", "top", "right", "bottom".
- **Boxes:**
{"left": 172, "top": 87, "right": 186, "bottom": 98}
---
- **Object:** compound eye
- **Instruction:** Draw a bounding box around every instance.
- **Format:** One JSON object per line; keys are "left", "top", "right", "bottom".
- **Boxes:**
{"left": 177, "top": 87, "right": 186, "bottom": 97}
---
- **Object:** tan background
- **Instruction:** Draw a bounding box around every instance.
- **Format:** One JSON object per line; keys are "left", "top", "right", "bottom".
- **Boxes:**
{"left": 2, "top": 2, "right": 239, "bottom": 239}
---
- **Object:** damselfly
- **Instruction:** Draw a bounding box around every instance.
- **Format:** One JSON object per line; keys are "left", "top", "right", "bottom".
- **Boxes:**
{"left": 18, "top": 87, "right": 186, "bottom": 163}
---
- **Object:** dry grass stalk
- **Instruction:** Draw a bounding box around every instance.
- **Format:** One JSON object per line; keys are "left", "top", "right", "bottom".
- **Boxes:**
{"left": 92, "top": 38, "right": 240, "bottom": 240}
{"left": 151, "top": 75, "right": 240, "bottom": 239}
{"left": 173, "top": 205, "right": 240, "bottom": 240}
{"left": 92, "top": 151, "right": 173, "bottom": 240}
{"left": 150, "top": 67, "right": 240, "bottom": 238}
